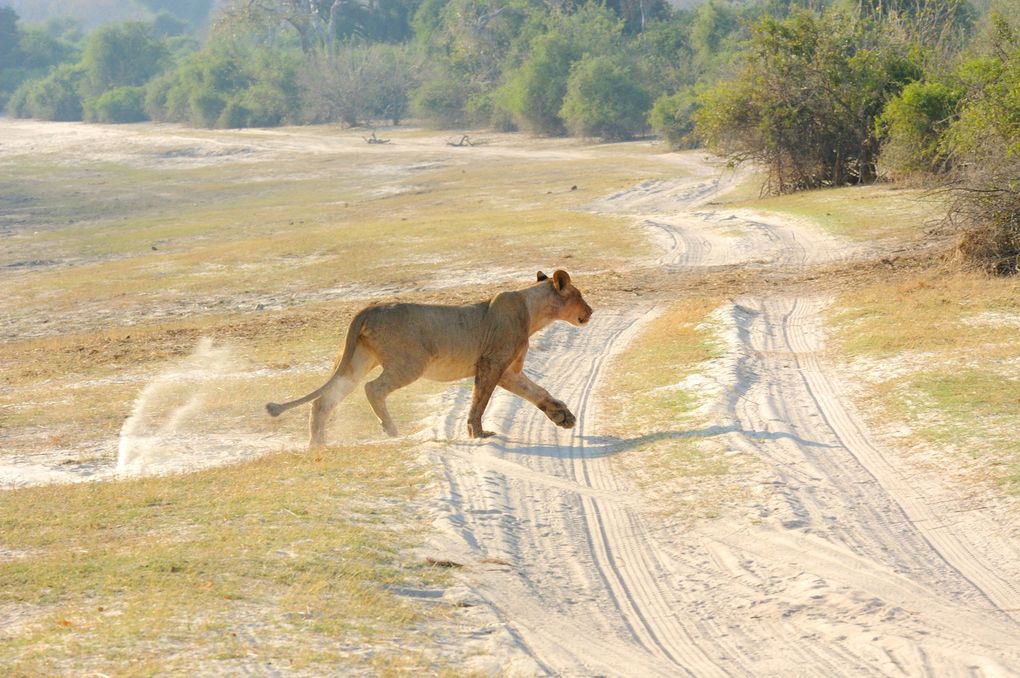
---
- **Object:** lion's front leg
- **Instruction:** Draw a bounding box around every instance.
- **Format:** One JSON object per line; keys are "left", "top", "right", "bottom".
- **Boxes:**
{"left": 499, "top": 370, "right": 576, "bottom": 430}
{"left": 468, "top": 356, "right": 506, "bottom": 438}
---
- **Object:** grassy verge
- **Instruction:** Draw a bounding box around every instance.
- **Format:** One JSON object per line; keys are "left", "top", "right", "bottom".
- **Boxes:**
{"left": 0, "top": 442, "right": 456, "bottom": 676}
{"left": 601, "top": 299, "right": 759, "bottom": 523}
{"left": 716, "top": 180, "right": 942, "bottom": 242}
{"left": 829, "top": 271, "right": 1020, "bottom": 494}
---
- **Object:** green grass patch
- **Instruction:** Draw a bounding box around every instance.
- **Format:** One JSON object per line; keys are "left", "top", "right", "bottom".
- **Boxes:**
{"left": 830, "top": 271, "right": 1020, "bottom": 494}
{"left": 719, "top": 182, "right": 942, "bottom": 241}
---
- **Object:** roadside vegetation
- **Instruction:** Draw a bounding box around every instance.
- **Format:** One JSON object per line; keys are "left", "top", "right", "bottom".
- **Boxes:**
{"left": 830, "top": 272, "right": 1020, "bottom": 496}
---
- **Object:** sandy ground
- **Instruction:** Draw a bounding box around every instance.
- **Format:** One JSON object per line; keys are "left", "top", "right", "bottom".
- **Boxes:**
{"left": 415, "top": 163, "right": 1020, "bottom": 675}
{"left": 3, "top": 120, "right": 1020, "bottom": 675}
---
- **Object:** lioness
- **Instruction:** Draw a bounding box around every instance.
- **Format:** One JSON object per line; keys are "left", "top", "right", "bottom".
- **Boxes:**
{"left": 266, "top": 269, "right": 593, "bottom": 447}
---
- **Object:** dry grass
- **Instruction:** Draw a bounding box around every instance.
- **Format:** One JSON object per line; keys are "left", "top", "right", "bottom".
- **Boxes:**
{"left": 1, "top": 125, "right": 688, "bottom": 456}
{"left": 829, "top": 270, "right": 1020, "bottom": 493}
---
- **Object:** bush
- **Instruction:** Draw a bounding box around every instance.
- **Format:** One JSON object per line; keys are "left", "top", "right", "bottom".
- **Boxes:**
{"left": 411, "top": 76, "right": 470, "bottom": 127}
{"left": 188, "top": 87, "right": 226, "bottom": 127}
{"left": 6, "top": 81, "right": 32, "bottom": 117}
{"left": 648, "top": 88, "right": 700, "bottom": 149}
{"left": 216, "top": 100, "right": 250, "bottom": 128}
{"left": 143, "top": 71, "right": 177, "bottom": 121}
{"left": 559, "top": 55, "right": 652, "bottom": 140}
{"left": 695, "top": 10, "right": 922, "bottom": 193}
{"left": 85, "top": 85, "right": 147, "bottom": 123}
{"left": 80, "top": 22, "right": 168, "bottom": 99}
{"left": 878, "top": 80, "right": 962, "bottom": 178}
{"left": 303, "top": 43, "right": 418, "bottom": 126}
{"left": 146, "top": 40, "right": 302, "bottom": 128}
{"left": 22, "top": 64, "right": 85, "bottom": 121}
{"left": 496, "top": 5, "right": 623, "bottom": 135}
{"left": 942, "top": 15, "right": 1020, "bottom": 275}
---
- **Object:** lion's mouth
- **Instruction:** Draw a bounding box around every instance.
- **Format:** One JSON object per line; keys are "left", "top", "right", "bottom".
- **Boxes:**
{"left": 578, "top": 315, "right": 591, "bottom": 325}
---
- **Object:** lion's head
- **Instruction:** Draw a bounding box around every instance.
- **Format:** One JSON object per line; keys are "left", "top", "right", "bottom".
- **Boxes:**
{"left": 537, "top": 269, "right": 593, "bottom": 327}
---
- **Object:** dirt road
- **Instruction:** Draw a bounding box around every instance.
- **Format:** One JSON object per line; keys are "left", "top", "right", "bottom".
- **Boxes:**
{"left": 420, "top": 163, "right": 1020, "bottom": 675}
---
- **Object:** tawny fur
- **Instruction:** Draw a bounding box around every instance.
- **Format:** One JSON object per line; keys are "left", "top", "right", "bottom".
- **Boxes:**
{"left": 266, "top": 269, "right": 593, "bottom": 447}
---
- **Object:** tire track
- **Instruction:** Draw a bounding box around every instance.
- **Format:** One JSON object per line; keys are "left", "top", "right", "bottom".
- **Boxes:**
{"left": 421, "top": 157, "right": 1020, "bottom": 675}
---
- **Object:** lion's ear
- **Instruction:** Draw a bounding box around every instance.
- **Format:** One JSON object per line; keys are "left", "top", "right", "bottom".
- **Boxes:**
{"left": 536, "top": 271, "right": 548, "bottom": 282}
{"left": 552, "top": 269, "right": 570, "bottom": 292}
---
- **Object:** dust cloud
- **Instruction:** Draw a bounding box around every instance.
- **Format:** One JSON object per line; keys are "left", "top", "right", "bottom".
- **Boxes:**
{"left": 117, "top": 338, "right": 246, "bottom": 474}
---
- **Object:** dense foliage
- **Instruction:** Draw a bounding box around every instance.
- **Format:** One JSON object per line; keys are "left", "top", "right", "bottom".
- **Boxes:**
{"left": 940, "top": 14, "right": 1020, "bottom": 274}
{"left": 696, "top": 10, "right": 922, "bottom": 192}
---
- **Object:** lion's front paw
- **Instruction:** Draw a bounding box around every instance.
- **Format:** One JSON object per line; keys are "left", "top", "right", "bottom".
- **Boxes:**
{"left": 467, "top": 421, "right": 495, "bottom": 439}
{"left": 544, "top": 401, "right": 575, "bottom": 429}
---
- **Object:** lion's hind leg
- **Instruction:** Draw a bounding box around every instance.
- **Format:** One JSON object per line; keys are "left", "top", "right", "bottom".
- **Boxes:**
{"left": 309, "top": 346, "right": 377, "bottom": 448}
{"left": 364, "top": 363, "right": 424, "bottom": 437}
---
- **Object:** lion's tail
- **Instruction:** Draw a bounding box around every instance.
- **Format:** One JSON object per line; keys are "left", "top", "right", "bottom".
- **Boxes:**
{"left": 265, "top": 309, "right": 369, "bottom": 418}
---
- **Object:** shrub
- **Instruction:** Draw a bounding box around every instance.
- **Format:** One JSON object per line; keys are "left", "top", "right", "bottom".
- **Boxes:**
{"left": 143, "top": 71, "right": 176, "bottom": 121}
{"left": 878, "top": 80, "right": 962, "bottom": 178}
{"left": 189, "top": 87, "right": 226, "bottom": 127}
{"left": 649, "top": 88, "right": 700, "bottom": 149}
{"left": 496, "top": 5, "right": 623, "bottom": 135}
{"left": 695, "top": 10, "right": 922, "bottom": 193}
{"left": 216, "top": 100, "right": 250, "bottom": 128}
{"left": 85, "top": 85, "right": 147, "bottom": 123}
{"left": 942, "top": 15, "right": 1020, "bottom": 275}
{"left": 80, "top": 22, "right": 168, "bottom": 99}
{"left": 303, "top": 43, "right": 418, "bottom": 126}
{"left": 146, "top": 40, "right": 302, "bottom": 128}
{"left": 23, "top": 64, "right": 85, "bottom": 121}
{"left": 411, "top": 76, "right": 470, "bottom": 127}
{"left": 559, "top": 55, "right": 652, "bottom": 140}
{"left": 6, "top": 81, "right": 32, "bottom": 117}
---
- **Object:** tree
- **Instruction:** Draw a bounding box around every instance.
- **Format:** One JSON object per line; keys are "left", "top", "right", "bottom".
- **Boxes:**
{"left": 135, "top": 0, "right": 216, "bottom": 27}
{"left": 649, "top": 87, "right": 701, "bottom": 149}
{"left": 80, "top": 22, "right": 168, "bottom": 99}
{"left": 145, "top": 38, "right": 303, "bottom": 128}
{"left": 303, "top": 42, "right": 419, "bottom": 125}
{"left": 0, "top": 7, "right": 19, "bottom": 69}
{"left": 220, "top": 0, "right": 348, "bottom": 53}
{"left": 410, "top": 0, "right": 537, "bottom": 127}
{"left": 15, "top": 64, "right": 86, "bottom": 121}
{"left": 941, "top": 13, "right": 1020, "bottom": 274}
{"left": 695, "top": 9, "right": 922, "bottom": 193}
{"left": 85, "top": 85, "right": 147, "bottom": 123}
{"left": 496, "top": 5, "right": 623, "bottom": 134}
{"left": 220, "top": 0, "right": 418, "bottom": 52}
{"left": 560, "top": 54, "right": 652, "bottom": 140}
{"left": 877, "top": 79, "right": 961, "bottom": 177}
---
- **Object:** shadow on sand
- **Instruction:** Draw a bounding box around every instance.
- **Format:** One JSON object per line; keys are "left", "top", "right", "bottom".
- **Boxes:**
{"left": 490, "top": 425, "right": 839, "bottom": 460}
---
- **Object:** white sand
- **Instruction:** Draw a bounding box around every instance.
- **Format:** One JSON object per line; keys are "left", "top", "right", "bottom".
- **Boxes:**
{"left": 417, "top": 157, "right": 1020, "bottom": 675}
